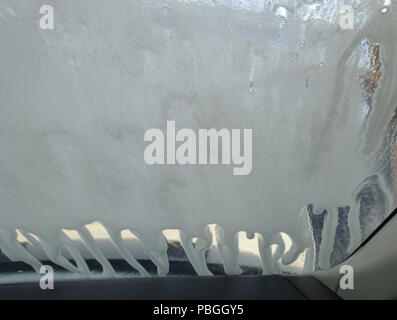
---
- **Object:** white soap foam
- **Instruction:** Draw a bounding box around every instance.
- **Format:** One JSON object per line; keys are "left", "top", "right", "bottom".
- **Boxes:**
{"left": 0, "top": 0, "right": 396, "bottom": 277}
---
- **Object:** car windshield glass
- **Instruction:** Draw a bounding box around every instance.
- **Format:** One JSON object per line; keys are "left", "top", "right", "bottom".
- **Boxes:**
{"left": 0, "top": 0, "right": 396, "bottom": 281}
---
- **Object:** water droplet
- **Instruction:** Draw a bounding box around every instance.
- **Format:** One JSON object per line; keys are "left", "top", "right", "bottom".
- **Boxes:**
{"left": 274, "top": 5, "right": 288, "bottom": 26}
{"left": 304, "top": 87, "right": 309, "bottom": 94}
{"left": 66, "top": 36, "right": 71, "bottom": 41}
{"left": 319, "top": 62, "right": 325, "bottom": 68}
{"left": 280, "top": 17, "right": 287, "bottom": 26}
{"left": 249, "top": 82, "right": 255, "bottom": 93}
{"left": 289, "top": 52, "right": 299, "bottom": 63}
{"left": 299, "top": 41, "right": 305, "bottom": 47}
{"left": 381, "top": 6, "right": 389, "bottom": 14}
{"left": 273, "top": 5, "right": 288, "bottom": 16}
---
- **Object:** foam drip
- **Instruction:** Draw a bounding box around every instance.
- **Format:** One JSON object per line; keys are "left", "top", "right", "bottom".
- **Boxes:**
{"left": 106, "top": 228, "right": 149, "bottom": 277}
{"left": 78, "top": 226, "right": 116, "bottom": 277}
{"left": 0, "top": 229, "right": 41, "bottom": 273}
{"left": 318, "top": 208, "right": 339, "bottom": 269}
{"left": 138, "top": 232, "right": 170, "bottom": 276}
{"left": 179, "top": 229, "right": 213, "bottom": 275}
{"left": 38, "top": 233, "right": 84, "bottom": 274}
{"left": 258, "top": 233, "right": 285, "bottom": 274}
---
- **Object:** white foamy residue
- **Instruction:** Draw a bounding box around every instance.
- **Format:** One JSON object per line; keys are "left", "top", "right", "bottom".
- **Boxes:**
{"left": 0, "top": 0, "right": 396, "bottom": 279}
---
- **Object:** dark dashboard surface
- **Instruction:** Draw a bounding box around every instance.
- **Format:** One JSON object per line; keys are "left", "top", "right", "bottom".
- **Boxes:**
{"left": 0, "top": 275, "right": 341, "bottom": 300}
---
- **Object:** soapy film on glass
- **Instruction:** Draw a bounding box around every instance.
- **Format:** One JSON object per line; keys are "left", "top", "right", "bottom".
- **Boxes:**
{"left": 0, "top": 0, "right": 396, "bottom": 277}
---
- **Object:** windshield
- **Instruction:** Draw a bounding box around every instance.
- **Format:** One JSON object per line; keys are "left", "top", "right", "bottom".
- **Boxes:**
{"left": 0, "top": 0, "right": 396, "bottom": 281}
